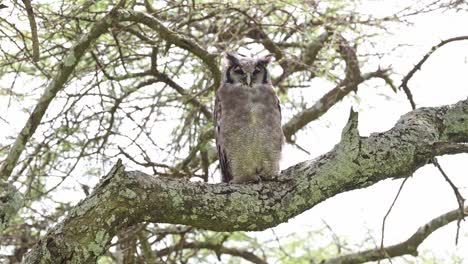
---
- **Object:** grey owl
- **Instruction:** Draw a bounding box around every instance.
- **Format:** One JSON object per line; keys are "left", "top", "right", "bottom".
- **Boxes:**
{"left": 214, "top": 51, "right": 284, "bottom": 183}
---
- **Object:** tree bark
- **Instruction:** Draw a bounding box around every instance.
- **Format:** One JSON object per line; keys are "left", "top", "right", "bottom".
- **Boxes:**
{"left": 23, "top": 98, "right": 468, "bottom": 263}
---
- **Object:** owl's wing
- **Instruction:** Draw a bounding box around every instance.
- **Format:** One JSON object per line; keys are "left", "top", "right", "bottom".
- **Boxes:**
{"left": 214, "top": 93, "right": 232, "bottom": 183}
{"left": 276, "top": 96, "right": 282, "bottom": 121}
{"left": 275, "top": 93, "right": 285, "bottom": 146}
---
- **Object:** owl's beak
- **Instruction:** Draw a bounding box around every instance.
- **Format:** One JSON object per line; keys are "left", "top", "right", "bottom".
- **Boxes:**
{"left": 246, "top": 74, "right": 251, "bottom": 86}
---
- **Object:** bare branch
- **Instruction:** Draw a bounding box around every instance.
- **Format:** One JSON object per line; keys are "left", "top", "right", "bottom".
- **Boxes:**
{"left": 282, "top": 68, "right": 390, "bottom": 142}
{"left": 399, "top": 35, "right": 468, "bottom": 109}
{"left": 432, "top": 157, "right": 465, "bottom": 244}
{"left": 21, "top": 0, "right": 39, "bottom": 61}
{"left": 433, "top": 158, "right": 465, "bottom": 217}
{"left": 152, "top": 69, "right": 212, "bottom": 120}
{"left": 117, "top": 10, "right": 221, "bottom": 89}
{"left": 156, "top": 241, "right": 268, "bottom": 264}
{"left": 323, "top": 206, "right": 468, "bottom": 264}
{"left": 282, "top": 35, "right": 363, "bottom": 142}
{"left": 380, "top": 177, "right": 409, "bottom": 254}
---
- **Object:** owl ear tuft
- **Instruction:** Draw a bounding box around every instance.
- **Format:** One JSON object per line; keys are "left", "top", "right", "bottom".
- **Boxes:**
{"left": 224, "top": 51, "right": 240, "bottom": 65}
{"left": 258, "top": 54, "right": 273, "bottom": 65}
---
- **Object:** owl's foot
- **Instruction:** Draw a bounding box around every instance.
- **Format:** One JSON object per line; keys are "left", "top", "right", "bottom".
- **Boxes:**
{"left": 254, "top": 175, "right": 262, "bottom": 184}
{"left": 258, "top": 175, "right": 274, "bottom": 182}
{"left": 229, "top": 175, "right": 263, "bottom": 184}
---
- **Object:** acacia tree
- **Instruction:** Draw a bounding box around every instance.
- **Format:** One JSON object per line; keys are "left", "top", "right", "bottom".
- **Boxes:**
{"left": 0, "top": 0, "right": 467, "bottom": 263}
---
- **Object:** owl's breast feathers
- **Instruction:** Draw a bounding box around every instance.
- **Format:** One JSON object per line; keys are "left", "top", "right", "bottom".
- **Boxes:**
{"left": 219, "top": 84, "right": 281, "bottom": 124}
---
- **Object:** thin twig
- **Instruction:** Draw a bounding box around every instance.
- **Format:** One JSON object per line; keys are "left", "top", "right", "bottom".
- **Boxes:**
{"left": 399, "top": 35, "right": 468, "bottom": 110}
{"left": 292, "top": 142, "right": 310, "bottom": 155}
{"left": 322, "top": 219, "right": 347, "bottom": 254}
{"left": 271, "top": 229, "right": 293, "bottom": 259}
{"left": 379, "top": 177, "right": 409, "bottom": 263}
{"left": 432, "top": 157, "right": 465, "bottom": 244}
{"left": 323, "top": 206, "right": 468, "bottom": 264}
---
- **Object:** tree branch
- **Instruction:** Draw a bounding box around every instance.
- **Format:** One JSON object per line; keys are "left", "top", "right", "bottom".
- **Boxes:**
{"left": 322, "top": 206, "right": 468, "bottom": 264}
{"left": 156, "top": 241, "right": 267, "bottom": 264}
{"left": 0, "top": 8, "right": 220, "bottom": 182}
{"left": 21, "top": 0, "right": 40, "bottom": 61}
{"left": 151, "top": 69, "right": 213, "bottom": 120}
{"left": 117, "top": 10, "right": 221, "bottom": 89}
{"left": 282, "top": 35, "right": 363, "bottom": 142}
{"left": 282, "top": 68, "right": 389, "bottom": 142}
{"left": 399, "top": 35, "right": 468, "bottom": 109}
{"left": 23, "top": 97, "right": 468, "bottom": 263}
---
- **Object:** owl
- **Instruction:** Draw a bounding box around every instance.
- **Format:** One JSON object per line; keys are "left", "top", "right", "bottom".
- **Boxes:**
{"left": 214, "top": 51, "right": 284, "bottom": 183}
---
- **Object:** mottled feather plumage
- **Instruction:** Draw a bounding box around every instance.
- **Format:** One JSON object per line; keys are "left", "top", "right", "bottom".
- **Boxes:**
{"left": 214, "top": 51, "right": 283, "bottom": 183}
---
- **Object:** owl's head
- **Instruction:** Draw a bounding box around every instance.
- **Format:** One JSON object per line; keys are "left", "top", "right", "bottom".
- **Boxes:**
{"left": 222, "top": 51, "right": 273, "bottom": 87}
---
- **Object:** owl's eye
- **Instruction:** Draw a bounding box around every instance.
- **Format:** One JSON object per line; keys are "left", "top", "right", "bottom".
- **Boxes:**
{"left": 233, "top": 66, "right": 244, "bottom": 74}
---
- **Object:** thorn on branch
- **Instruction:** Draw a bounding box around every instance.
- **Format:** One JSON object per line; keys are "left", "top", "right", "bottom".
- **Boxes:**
{"left": 341, "top": 108, "right": 360, "bottom": 144}
{"left": 94, "top": 159, "right": 124, "bottom": 191}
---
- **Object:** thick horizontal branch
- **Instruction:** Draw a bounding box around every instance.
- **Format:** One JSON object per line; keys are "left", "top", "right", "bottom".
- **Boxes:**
{"left": 323, "top": 206, "right": 468, "bottom": 264}
{"left": 24, "top": 97, "right": 468, "bottom": 263}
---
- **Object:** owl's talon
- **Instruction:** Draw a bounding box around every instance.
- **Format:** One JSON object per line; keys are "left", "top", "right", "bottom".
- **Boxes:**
{"left": 255, "top": 175, "right": 262, "bottom": 184}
